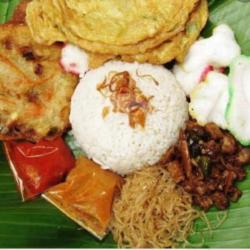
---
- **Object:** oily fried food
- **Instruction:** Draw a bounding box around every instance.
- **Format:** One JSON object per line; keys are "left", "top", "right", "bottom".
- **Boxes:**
{"left": 110, "top": 165, "right": 199, "bottom": 248}
{"left": 63, "top": 0, "right": 197, "bottom": 46}
{"left": 122, "top": 0, "right": 208, "bottom": 64}
{"left": 26, "top": 0, "right": 66, "bottom": 45}
{"left": 26, "top": 0, "right": 201, "bottom": 54}
{"left": 93, "top": 0, "right": 207, "bottom": 66}
{"left": 52, "top": 0, "right": 200, "bottom": 55}
{"left": 88, "top": 0, "right": 208, "bottom": 66}
{"left": 11, "top": 0, "right": 113, "bottom": 69}
{"left": 26, "top": 0, "right": 199, "bottom": 50}
{"left": 26, "top": 0, "right": 208, "bottom": 66}
{"left": 0, "top": 23, "right": 77, "bottom": 141}
{"left": 87, "top": 52, "right": 115, "bottom": 69}
{"left": 160, "top": 120, "right": 250, "bottom": 211}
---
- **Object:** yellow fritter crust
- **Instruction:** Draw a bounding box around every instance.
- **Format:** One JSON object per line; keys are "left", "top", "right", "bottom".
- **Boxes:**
{"left": 0, "top": 23, "right": 77, "bottom": 141}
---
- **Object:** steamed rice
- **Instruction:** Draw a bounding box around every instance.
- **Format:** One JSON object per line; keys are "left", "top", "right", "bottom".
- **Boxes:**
{"left": 70, "top": 61, "right": 188, "bottom": 175}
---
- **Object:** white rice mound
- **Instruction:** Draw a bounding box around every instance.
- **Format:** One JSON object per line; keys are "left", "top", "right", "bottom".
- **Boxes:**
{"left": 70, "top": 61, "right": 188, "bottom": 175}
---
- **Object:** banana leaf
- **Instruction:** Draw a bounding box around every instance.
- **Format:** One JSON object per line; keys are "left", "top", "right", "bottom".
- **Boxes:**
{"left": 0, "top": 0, "right": 19, "bottom": 23}
{"left": 0, "top": 0, "right": 250, "bottom": 248}
{"left": 0, "top": 1, "right": 9, "bottom": 24}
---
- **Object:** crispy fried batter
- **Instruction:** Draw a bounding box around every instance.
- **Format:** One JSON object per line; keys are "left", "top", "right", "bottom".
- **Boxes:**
{"left": 0, "top": 23, "right": 77, "bottom": 141}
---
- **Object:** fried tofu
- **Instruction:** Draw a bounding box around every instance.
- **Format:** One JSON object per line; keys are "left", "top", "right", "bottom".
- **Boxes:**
{"left": 0, "top": 23, "right": 77, "bottom": 141}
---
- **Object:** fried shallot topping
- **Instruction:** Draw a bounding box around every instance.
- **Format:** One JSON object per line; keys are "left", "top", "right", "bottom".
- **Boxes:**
{"left": 97, "top": 71, "right": 153, "bottom": 128}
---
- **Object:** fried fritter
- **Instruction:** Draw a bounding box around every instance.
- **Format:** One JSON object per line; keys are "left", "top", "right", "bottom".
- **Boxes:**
{"left": 26, "top": 0, "right": 200, "bottom": 54}
{"left": 0, "top": 23, "right": 77, "bottom": 141}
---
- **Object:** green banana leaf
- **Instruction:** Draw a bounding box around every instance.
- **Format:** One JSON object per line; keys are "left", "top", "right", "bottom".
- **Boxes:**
{"left": 0, "top": 0, "right": 250, "bottom": 248}
{"left": 203, "top": 0, "right": 250, "bottom": 56}
{"left": 0, "top": 2, "right": 8, "bottom": 24}
{"left": 0, "top": 0, "right": 19, "bottom": 24}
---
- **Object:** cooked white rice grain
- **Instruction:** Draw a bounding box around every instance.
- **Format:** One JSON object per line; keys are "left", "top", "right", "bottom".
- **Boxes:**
{"left": 70, "top": 61, "right": 188, "bottom": 175}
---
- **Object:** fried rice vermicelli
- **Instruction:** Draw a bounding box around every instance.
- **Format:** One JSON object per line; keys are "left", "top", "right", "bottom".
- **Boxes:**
{"left": 110, "top": 165, "right": 199, "bottom": 248}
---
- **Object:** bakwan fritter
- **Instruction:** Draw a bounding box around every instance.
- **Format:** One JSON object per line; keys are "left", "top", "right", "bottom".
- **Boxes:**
{"left": 26, "top": 0, "right": 208, "bottom": 66}
{"left": 0, "top": 23, "right": 77, "bottom": 141}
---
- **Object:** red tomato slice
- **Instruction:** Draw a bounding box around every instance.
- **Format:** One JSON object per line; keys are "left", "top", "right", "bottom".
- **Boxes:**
{"left": 4, "top": 137, "right": 75, "bottom": 201}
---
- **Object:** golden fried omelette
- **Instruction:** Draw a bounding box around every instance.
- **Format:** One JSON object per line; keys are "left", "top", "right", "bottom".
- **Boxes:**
{"left": 121, "top": 0, "right": 208, "bottom": 64}
{"left": 25, "top": 0, "right": 208, "bottom": 66}
{"left": 0, "top": 23, "right": 77, "bottom": 141}
{"left": 89, "top": 0, "right": 208, "bottom": 66}
{"left": 26, "top": 0, "right": 200, "bottom": 54}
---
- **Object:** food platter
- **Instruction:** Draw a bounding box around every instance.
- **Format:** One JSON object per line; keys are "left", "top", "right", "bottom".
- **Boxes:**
{"left": 0, "top": 148, "right": 249, "bottom": 248}
{"left": 0, "top": 0, "right": 250, "bottom": 248}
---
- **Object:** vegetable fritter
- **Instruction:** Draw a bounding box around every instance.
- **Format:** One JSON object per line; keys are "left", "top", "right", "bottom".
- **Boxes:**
{"left": 0, "top": 23, "right": 77, "bottom": 141}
